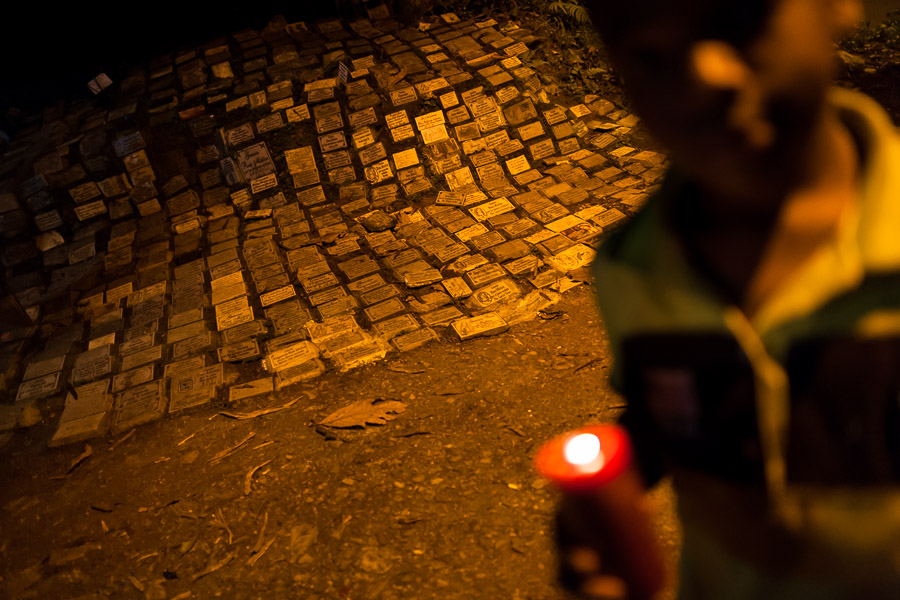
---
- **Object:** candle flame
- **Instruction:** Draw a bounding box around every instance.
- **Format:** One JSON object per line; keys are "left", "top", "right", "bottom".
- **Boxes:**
{"left": 564, "top": 433, "right": 602, "bottom": 466}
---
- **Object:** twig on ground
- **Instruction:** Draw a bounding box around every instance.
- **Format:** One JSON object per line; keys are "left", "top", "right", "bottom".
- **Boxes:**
{"left": 208, "top": 432, "right": 255, "bottom": 464}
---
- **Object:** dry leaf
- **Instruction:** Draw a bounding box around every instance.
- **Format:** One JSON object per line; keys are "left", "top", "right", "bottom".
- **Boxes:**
{"left": 289, "top": 524, "right": 318, "bottom": 563}
{"left": 319, "top": 398, "right": 407, "bottom": 428}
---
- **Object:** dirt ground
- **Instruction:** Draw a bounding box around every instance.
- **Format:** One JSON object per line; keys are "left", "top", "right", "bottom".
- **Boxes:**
{"left": 7, "top": 5, "right": 896, "bottom": 600}
{"left": 0, "top": 287, "right": 680, "bottom": 599}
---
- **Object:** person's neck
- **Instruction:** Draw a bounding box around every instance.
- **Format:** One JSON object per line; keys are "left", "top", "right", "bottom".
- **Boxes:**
{"left": 741, "top": 106, "right": 861, "bottom": 314}
{"left": 694, "top": 106, "right": 859, "bottom": 229}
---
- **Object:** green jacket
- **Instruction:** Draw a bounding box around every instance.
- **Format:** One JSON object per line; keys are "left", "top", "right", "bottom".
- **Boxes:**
{"left": 592, "top": 88, "right": 900, "bottom": 598}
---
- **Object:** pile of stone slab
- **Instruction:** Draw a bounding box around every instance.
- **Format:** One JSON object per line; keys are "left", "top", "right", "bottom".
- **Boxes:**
{"left": 0, "top": 6, "right": 666, "bottom": 447}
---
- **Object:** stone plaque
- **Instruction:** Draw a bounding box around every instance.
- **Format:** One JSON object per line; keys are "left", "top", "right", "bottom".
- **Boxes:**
{"left": 169, "top": 364, "right": 223, "bottom": 412}
{"left": 468, "top": 278, "right": 521, "bottom": 309}
{"left": 120, "top": 344, "right": 163, "bottom": 371}
{"left": 266, "top": 300, "right": 312, "bottom": 334}
{"left": 74, "top": 200, "right": 107, "bottom": 221}
{"left": 392, "top": 327, "right": 438, "bottom": 352}
{"left": 49, "top": 412, "right": 109, "bottom": 447}
{"left": 112, "top": 364, "right": 155, "bottom": 392}
{"left": 443, "top": 277, "right": 473, "bottom": 299}
{"left": 215, "top": 298, "right": 254, "bottom": 330}
{"left": 57, "top": 380, "right": 112, "bottom": 424}
{"left": 218, "top": 338, "right": 261, "bottom": 362}
{"left": 347, "top": 273, "right": 386, "bottom": 294}
{"left": 120, "top": 333, "right": 156, "bottom": 356}
{"left": 112, "top": 380, "right": 165, "bottom": 433}
{"left": 220, "top": 319, "right": 266, "bottom": 344}
{"left": 250, "top": 173, "right": 278, "bottom": 194}
{"left": 72, "top": 347, "right": 113, "bottom": 383}
{"left": 23, "top": 355, "right": 66, "bottom": 381}
{"left": 420, "top": 305, "right": 465, "bottom": 327}
{"left": 164, "top": 355, "right": 206, "bottom": 378}
{"left": 211, "top": 281, "right": 247, "bottom": 306}
{"left": 225, "top": 123, "right": 255, "bottom": 147}
{"left": 237, "top": 141, "right": 276, "bottom": 180}
{"left": 364, "top": 297, "right": 405, "bottom": 322}
{"left": 172, "top": 331, "right": 216, "bottom": 359}
{"left": 16, "top": 372, "right": 61, "bottom": 402}
{"left": 169, "top": 382, "right": 215, "bottom": 413}
{"left": 373, "top": 313, "right": 419, "bottom": 340}
{"left": 168, "top": 307, "right": 203, "bottom": 329}
{"left": 450, "top": 312, "right": 509, "bottom": 340}
{"left": 390, "top": 87, "right": 418, "bottom": 106}
{"left": 265, "top": 340, "right": 318, "bottom": 372}
{"left": 228, "top": 378, "right": 274, "bottom": 402}
{"left": 260, "top": 285, "right": 297, "bottom": 307}
{"left": 167, "top": 320, "right": 209, "bottom": 345}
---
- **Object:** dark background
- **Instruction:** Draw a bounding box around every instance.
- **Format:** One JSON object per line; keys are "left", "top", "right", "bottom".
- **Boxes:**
{"left": 1, "top": 1, "right": 898, "bottom": 112}
{"left": 0, "top": 2, "right": 349, "bottom": 110}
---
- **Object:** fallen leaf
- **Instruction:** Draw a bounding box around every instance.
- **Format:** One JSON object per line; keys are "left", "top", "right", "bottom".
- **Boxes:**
{"left": 179, "top": 535, "right": 198, "bottom": 555}
{"left": 244, "top": 460, "right": 273, "bottom": 495}
{"left": 289, "top": 524, "right": 318, "bottom": 563}
{"left": 319, "top": 399, "right": 407, "bottom": 428}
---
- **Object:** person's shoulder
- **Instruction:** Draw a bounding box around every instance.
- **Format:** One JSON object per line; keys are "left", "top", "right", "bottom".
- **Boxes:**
{"left": 830, "top": 87, "right": 899, "bottom": 145}
{"left": 595, "top": 177, "right": 675, "bottom": 268}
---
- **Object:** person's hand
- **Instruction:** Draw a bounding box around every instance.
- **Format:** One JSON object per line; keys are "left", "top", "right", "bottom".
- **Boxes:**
{"left": 555, "top": 495, "right": 629, "bottom": 599}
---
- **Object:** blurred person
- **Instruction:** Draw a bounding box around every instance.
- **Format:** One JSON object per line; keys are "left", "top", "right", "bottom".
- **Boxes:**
{"left": 556, "top": 0, "right": 900, "bottom": 597}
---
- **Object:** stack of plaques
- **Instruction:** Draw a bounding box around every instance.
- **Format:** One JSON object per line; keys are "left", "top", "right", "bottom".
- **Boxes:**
{"left": 0, "top": 4, "right": 666, "bottom": 446}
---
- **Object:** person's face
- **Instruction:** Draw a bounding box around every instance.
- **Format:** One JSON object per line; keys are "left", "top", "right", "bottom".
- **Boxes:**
{"left": 594, "top": 0, "right": 861, "bottom": 200}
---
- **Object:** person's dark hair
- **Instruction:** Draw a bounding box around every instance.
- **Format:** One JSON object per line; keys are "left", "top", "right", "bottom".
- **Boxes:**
{"left": 585, "top": 0, "right": 779, "bottom": 50}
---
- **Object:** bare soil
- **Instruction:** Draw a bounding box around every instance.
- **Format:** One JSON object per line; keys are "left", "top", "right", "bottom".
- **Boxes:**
{"left": 0, "top": 287, "right": 680, "bottom": 599}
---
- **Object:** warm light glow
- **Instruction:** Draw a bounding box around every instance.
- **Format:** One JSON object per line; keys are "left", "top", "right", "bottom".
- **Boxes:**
{"left": 564, "top": 433, "right": 602, "bottom": 466}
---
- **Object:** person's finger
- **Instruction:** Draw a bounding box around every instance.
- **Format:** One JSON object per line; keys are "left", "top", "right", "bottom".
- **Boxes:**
{"left": 580, "top": 574, "right": 628, "bottom": 599}
{"left": 566, "top": 546, "right": 602, "bottom": 575}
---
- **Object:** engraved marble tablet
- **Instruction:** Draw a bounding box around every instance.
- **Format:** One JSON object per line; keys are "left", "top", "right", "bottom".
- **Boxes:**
{"left": 218, "top": 338, "right": 261, "bottom": 362}
{"left": 16, "top": 372, "right": 61, "bottom": 402}
{"left": 228, "top": 378, "right": 274, "bottom": 402}
{"left": 260, "top": 285, "right": 297, "bottom": 307}
{"left": 120, "top": 344, "right": 163, "bottom": 371}
{"left": 112, "top": 380, "right": 166, "bottom": 433}
{"left": 112, "top": 364, "right": 155, "bottom": 393}
{"left": 164, "top": 355, "right": 206, "bottom": 378}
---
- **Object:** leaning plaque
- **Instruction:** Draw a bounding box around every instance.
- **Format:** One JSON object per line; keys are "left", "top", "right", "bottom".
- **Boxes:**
{"left": 15, "top": 372, "right": 61, "bottom": 402}
{"left": 260, "top": 285, "right": 296, "bottom": 307}
{"left": 72, "top": 346, "right": 114, "bottom": 384}
{"left": 112, "top": 380, "right": 166, "bottom": 434}
{"left": 218, "top": 338, "right": 261, "bottom": 362}
{"left": 264, "top": 340, "right": 318, "bottom": 372}
{"left": 169, "top": 382, "right": 215, "bottom": 413}
{"left": 215, "top": 298, "right": 254, "bottom": 330}
{"left": 120, "top": 344, "right": 163, "bottom": 371}
{"left": 169, "top": 364, "right": 223, "bottom": 412}
{"left": 112, "top": 364, "right": 155, "bottom": 393}
{"left": 164, "top": 355, "right": 206, "bottom": 378}
{"left": 172, "top": 331, "right": 217, "bottom": 360}
{"left": 450, "top": 312, "right": 509, "bottom": 340}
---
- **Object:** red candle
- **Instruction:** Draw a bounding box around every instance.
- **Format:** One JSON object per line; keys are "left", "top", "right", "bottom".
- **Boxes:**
{"left": 536, "top": 425, "right": 667, "bottom": 600}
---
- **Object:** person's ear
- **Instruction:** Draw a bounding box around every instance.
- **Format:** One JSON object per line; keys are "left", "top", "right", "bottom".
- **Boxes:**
{"left": 829, "top": 0, "right": 863, "bottom": 36}
{"left": 689, "top": 40, "right": 775, "bottom": 149}
{"left": 690, "top": 40, "right": 748, "bottom": 90}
